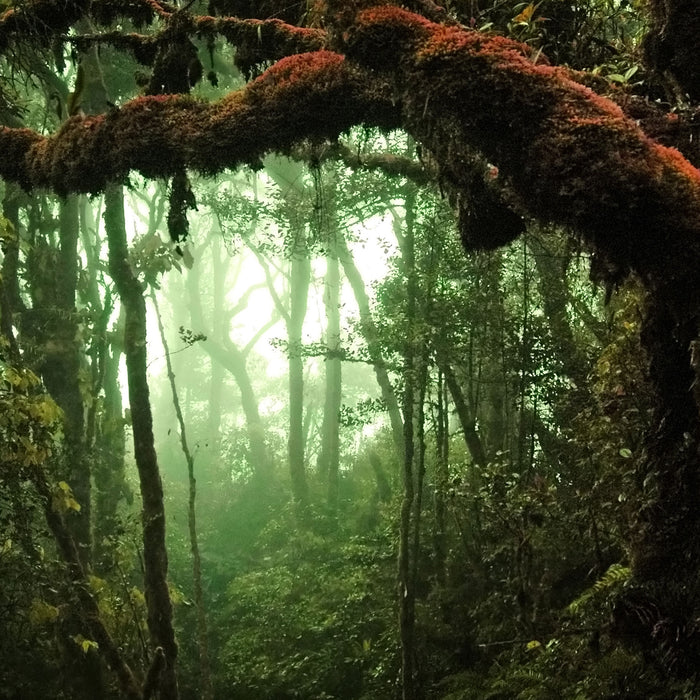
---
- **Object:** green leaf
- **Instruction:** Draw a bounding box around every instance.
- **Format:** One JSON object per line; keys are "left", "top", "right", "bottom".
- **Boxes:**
{"left": 71, "top": 634, "right": 99, "bottom": 653}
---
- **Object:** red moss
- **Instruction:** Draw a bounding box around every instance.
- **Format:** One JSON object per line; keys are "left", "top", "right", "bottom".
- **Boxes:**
{"left": 0, "top": 51, "right": 398, "bottom": 192}
{"left": 653, "top": 142, "right": 700, "bottom": 188}
{"left": 4, "top": 2, "right": 700, "bottom": 288}
{"left": 250, "top": 50, "right": 344, "bottom": 91}
{"left": 0, "top": 127, "right": 44, "bottom": 190}
{"left": 197, "top": 15, "right": 326, "bottom": 77}
{"left": 342, "top": 5, "right": 700, "bottom": 281}
{"left": 356, "top": 5, "right": 433, "bottom": 31}
{"left": 342, "top": 6, "right": 432, "bottom": 69}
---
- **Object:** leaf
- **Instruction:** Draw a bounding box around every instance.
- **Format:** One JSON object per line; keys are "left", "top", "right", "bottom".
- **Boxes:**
{"left": 619, "top": 447, "right": 633, "bottom": 459}
{"left": 71, "top": 634, "right": 99, "bottom": 653}
{"left": 513, "top": 3, "right": 536, "bottom": 23}
{"left": 29, "top": 397, "right": 63, "bottom": 425}
{"left": 4, "top": 367, "right": 24, "bottom": 388}
{"left": 66, "top": 496, "right": 81, "bottom": 512}
{"left": 568, "top": 564, "right": 631, "bottom": 614}
{"left": 88, "top": 575, "right": 107, "bottom": 594}
{"left": 526, "top": 639, "right": 541, "bottom": 650}
{"left": 0, "top": 215, "right": 16, "bottom": 243}
{"left": 53, "top": 481, "right": 81, "bottom": 513}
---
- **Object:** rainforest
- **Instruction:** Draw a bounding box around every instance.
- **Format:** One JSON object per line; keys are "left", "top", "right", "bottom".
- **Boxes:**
{"left": 1, "top": 0, "right": 700, "bottom": 698}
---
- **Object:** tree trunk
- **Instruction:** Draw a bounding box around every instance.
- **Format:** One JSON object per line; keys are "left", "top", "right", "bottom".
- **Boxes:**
{"left": 151, "top": 292, "right": 213, "bottom": 700}
{"left": 612, "top": 292, "right": 700, "bottom": 676}
{"left": 24, "top": 194, "right": 91, "bottom": 563}
{"left": 264, "top": 157, "right": 312, "bottom": 510}
{"left": 185, "top": 253, "right": 274, "bottom": 482}
{"left": 337, "top": 229, "right": 404, "bottom": 460}
{"left": 288, "top": 249, "right": 311, "bottom": 509}
{"left": 398, "top": 185, "right": 419, "bottom": 700}
{"left": 93, "top": 310, "right": 129, "bottom": 567}
{"left": 317, "top": 247, "right": 342, "bottom": 511}
{"left": 104, "top": 184, "right": 179, "bottom": 700}
{"left": 433, "top": 371, "right": 449, "bottom": 588}
{"left": 439, "top": 359, "right": 487, "bottom": 470}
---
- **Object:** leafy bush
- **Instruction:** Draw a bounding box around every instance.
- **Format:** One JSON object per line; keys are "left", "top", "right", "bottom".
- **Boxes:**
{"left": 213, "top": 518, "right": 399, "bottom": 699}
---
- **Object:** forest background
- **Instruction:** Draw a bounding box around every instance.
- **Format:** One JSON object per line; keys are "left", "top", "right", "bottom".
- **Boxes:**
{"left": 1, "top": 0, "right": 700, "bottom": 698}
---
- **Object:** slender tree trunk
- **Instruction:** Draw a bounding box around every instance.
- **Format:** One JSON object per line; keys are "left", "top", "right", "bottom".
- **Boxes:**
{"left": 93, "top": 310, "right": 128, "bottom": 567}
{"left": 399, "top": 343, "right": 416, "bottom": 700}
{"left": 439, "top": 360, "right": 487, "bottom": 470}
{"left": 207, "top": 358, "right": 225, "bottom": 456}
{"left": 207, "top": 234, "right": 226, "bottom": 460}
{"left": 398, "top": 186, "right": 419, "bottom": 700}
{"left": 186, "top": 255, "right": 273, "bottom": 481}
{"left": 528, "top": 233, "right": 588, "bottom": 387}
{"left": 516, "top": 239, "right": 533, "bottom": 474}
{"left": 288, "top": 251, "right": 311, "bottom": 509}
{"left": 151, "top": 292, "right": 213, "bottom": 700}
{"left": 77, "top": 198, "right": 129, "bottom": 569}
{"left": 317, "top": 247, "right": 342, "bottom": 511}
{"left": 104, "top": 184, "right": 179, "bottom": 700}
{"left": 262, "top": 157, "right": 312, "bottom": 510}
{"left": 337, "top": 229, "right": 404, "bottom": 460}
{"left": 409, "top": 347, "right": 428, "bottom": 677}
{"left": 433, "top": 371, "right": 449, "bottom": 588}
{"left": 55, "top": 198, "right": 85, "bottom": 504}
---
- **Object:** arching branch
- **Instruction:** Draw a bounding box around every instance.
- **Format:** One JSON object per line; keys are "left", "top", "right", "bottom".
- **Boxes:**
{"left": 0, "top": 51, "right": 398, "bottom": 193}
{"left": 337, "top": 7, "right": 700, "bottom": 298}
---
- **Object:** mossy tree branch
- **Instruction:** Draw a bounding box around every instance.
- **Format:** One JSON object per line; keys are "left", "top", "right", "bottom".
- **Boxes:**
{"left": 0, "top": 52, "right": 398, "bottom": 193}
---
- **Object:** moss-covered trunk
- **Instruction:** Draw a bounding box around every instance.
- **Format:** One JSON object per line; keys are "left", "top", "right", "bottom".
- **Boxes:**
{"left": 613, "top": 292, "right": 700, "bottom": 675}
{"left": 25, "top": 194, "right": 91, "bottom": 562}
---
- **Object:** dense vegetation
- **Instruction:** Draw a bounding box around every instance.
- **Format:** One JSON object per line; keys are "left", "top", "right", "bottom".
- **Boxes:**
{"left": 1, "top": 0, "right": 700, "bottom": 698}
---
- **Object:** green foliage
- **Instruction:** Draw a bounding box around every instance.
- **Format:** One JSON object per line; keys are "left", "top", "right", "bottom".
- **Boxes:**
{"left": 439, "top": 633, "right": 697, "bottom": 700}
{"left": 214, "top": 515, "right": 398, "bottom": 699}
{"left": 0, "top": 0, "right": 687, "bottom": 694}
{"left": 568, "top": 563, "right": 631, "bottom": 616}
{"left": 0, "top": 363, "right": 63, "bottom": 470}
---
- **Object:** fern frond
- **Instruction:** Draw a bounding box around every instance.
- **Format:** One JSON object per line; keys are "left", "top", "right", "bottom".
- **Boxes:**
{"left": 568, "top": 563, "right": 631, "bottom": 614}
